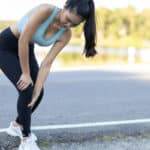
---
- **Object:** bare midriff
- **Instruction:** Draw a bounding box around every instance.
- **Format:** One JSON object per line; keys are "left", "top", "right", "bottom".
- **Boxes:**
{"left": 10, "top": 24, "right": 20, "bottom": 39}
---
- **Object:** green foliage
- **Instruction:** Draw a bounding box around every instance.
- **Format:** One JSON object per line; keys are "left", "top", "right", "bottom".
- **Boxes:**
{"left": 96, "top": 6, "right": 150, "bottom": 48}
{"left": 0, "top": 6, "right": 149, "bottom": 48}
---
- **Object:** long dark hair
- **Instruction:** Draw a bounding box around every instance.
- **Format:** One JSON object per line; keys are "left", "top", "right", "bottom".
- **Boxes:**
{"left": 65, "top": 0, "right": 97, "bottom": 57}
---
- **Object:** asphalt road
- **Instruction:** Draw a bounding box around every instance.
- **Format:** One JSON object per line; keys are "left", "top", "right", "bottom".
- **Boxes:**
{"left": 0, "top": 69, "right": 150, "bottom": 129}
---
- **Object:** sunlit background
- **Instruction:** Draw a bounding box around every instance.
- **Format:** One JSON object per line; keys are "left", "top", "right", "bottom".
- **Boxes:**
{"left": 0, "top": 0, "right": 149, "bottom": 69}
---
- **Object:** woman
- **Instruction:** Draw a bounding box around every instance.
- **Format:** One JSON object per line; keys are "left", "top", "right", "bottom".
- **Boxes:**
{"left": 0, "top": 0, "right": 97, "bottom": 149}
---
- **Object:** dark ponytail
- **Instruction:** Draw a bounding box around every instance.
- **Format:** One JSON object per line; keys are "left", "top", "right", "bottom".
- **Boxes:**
{"left": 65, "top": 0, "right": 97, "bottom": 58}
{"left": 83, "top": 0, "right": 97, "bottom": 58}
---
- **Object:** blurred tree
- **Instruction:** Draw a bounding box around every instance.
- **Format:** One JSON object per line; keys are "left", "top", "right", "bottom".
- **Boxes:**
{"left": 0, "top": 7, "right": 149, "bottom": 48}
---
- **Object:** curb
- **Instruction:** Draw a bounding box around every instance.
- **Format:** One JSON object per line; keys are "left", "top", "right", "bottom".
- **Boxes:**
{"left": 1, "top": 121, "right": 150, "bottom": 149}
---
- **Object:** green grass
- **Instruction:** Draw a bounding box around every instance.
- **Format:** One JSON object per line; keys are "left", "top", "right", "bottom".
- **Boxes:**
{"left": 57, "top": 52, "right": 141, "bottom": 67}
{"left": 39, "top": 140, "right": 52, "bottom": 148}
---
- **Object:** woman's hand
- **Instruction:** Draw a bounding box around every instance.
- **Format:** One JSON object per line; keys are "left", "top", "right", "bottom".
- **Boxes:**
{"left": 27, "top": 97, "right": 37, "bottom": 109}
{"left": 17, "top": 74, "right": 33, "bottom": 91}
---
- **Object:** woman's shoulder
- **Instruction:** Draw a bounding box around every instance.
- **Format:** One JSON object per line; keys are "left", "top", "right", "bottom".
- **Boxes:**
{"left": 35, "top": 3, "right": 55, "bottom": 12}
{"left": 27, "top": 4, "right": 55, "bottom": 16}
{"left": 20, "top": 4, "right": 58, "bottom": 26}
{"left": 16, "top": 4, "right": 58, "bottom": 35}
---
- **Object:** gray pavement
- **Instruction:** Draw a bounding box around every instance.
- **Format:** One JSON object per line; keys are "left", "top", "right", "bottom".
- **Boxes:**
{"left": 1, "top": 69, "right": 150, "bottom": 127}
{"left": 1, "top": 68, "right": 150, "bottom": 149}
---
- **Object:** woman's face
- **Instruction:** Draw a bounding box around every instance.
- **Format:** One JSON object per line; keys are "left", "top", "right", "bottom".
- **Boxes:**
{"left": 59, "top": 8, "right": 83, "bottom": 29}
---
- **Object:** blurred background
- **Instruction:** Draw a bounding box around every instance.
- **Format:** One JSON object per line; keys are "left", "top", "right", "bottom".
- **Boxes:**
{"left": 0, "top": 0, "right": 149, "bottom": 69}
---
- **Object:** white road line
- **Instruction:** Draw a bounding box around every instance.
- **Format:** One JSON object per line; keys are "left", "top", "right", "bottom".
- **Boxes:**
{"left": 0, "top": 128, "right": 7, "bottom": 132}
{"left": 1, "top": 118, "right": 150, "bottom": 133}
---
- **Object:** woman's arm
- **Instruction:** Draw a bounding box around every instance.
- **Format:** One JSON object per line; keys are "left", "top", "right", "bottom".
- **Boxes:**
{"left": 17, "top": 38, "right": 34, "bottom": 90}
{"left": 28, "top": 29, "right": 72, "bottom": 108}
{"left": 17, "top": 4, "right": 54, "bottom": 90}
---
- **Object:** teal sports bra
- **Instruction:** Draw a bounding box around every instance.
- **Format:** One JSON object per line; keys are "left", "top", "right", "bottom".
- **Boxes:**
{"left": 18, "top": 6, "right": 66, "bottom": 46}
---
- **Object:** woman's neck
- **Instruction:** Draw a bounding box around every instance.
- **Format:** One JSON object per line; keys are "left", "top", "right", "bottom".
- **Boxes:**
{"left": 54, "top": 9, "right": 64, "bottom": 29}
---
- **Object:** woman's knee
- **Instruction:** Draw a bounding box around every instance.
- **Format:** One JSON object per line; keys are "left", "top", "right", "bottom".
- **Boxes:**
{"left": 19, "top": 84, "right": 34, "bottom": 99}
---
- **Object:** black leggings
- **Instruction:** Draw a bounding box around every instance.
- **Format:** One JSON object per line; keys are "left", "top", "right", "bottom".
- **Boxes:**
{"left": 0, "top": 27, "right": 44, "bottom": 137}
